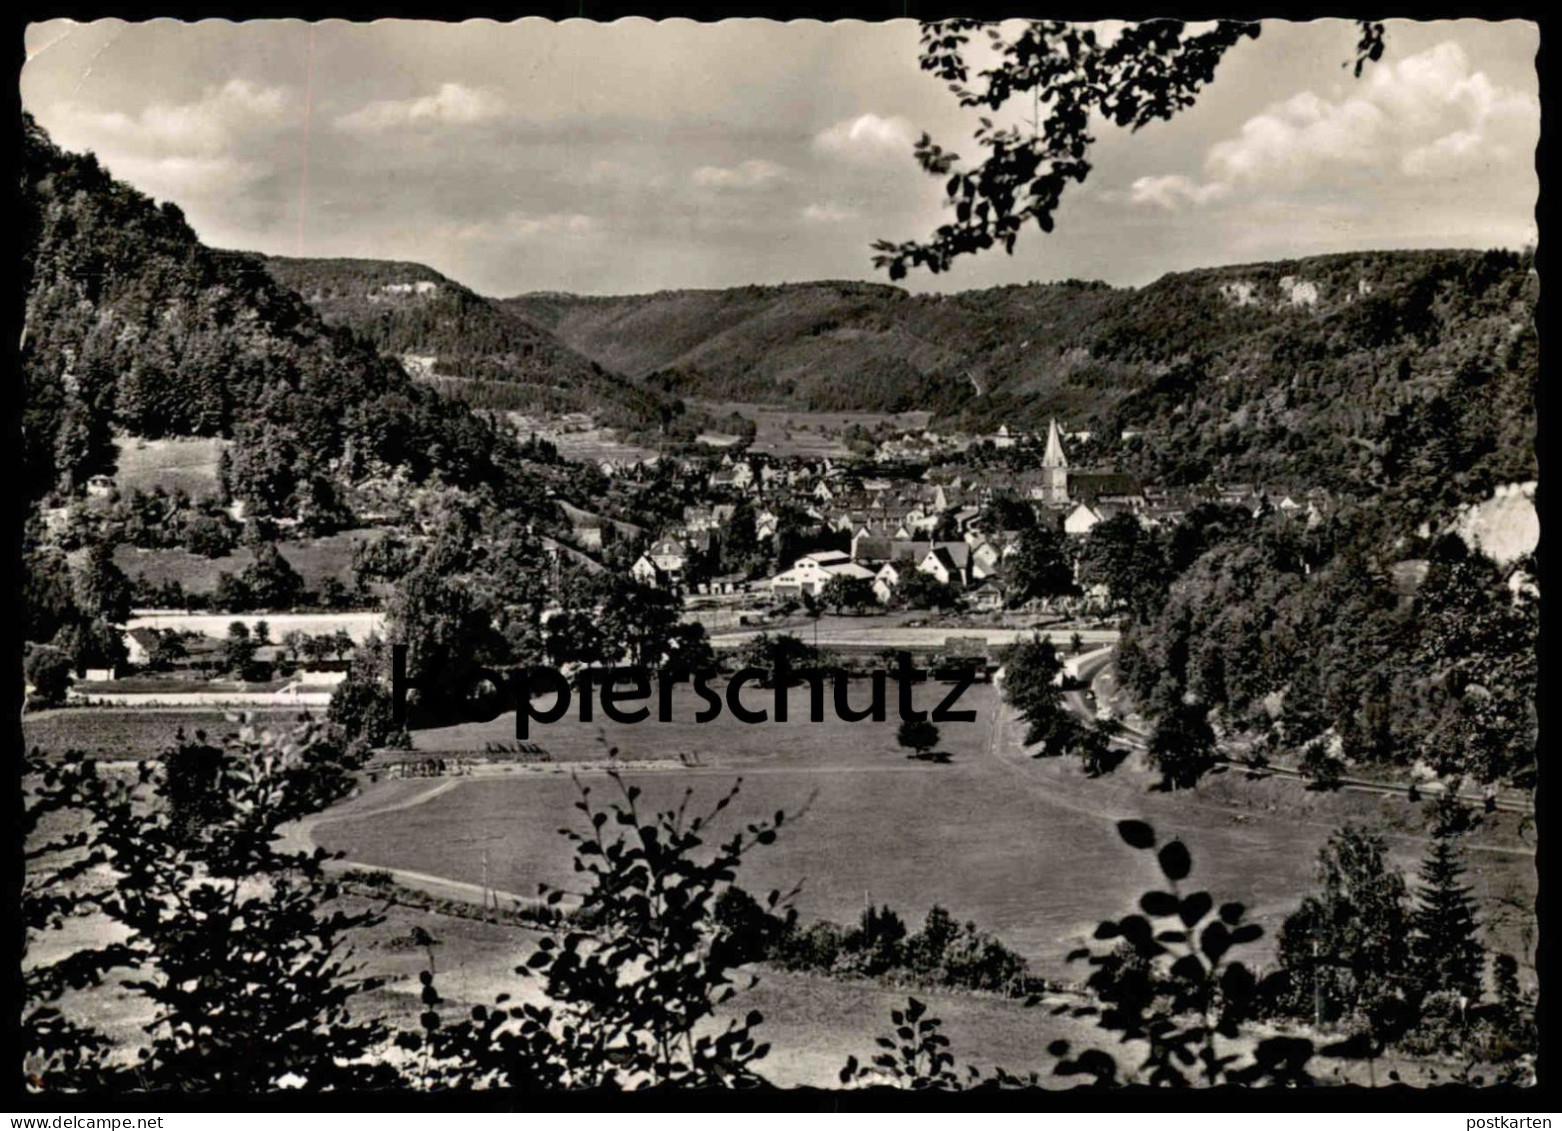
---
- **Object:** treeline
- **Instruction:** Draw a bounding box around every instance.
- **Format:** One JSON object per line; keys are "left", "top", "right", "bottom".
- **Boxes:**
{"left": 715, "top": 890, "right": 1036, "bottom": 997}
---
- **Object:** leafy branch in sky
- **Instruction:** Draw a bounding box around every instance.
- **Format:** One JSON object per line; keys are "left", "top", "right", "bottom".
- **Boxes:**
{"left": 873, "top": 19, "right": 1387, "bottom": 279}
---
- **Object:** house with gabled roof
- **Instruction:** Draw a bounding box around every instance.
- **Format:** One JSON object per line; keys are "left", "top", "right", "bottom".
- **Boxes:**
{"left": 770, "top": 549, "right": 872, "bottom": 598}
{"left": 970, "top": 539, "right": 1005, "bottom": 579}
{"left": 1064, "top": 502, "right": 1107, "bottom": 537}
{"left": 918, "top": 545, "right": 966, "bottom": 589}
{"left": 648, "top": 537, "right": 689, "bottom": 580}
{"left": 965, "top": 576, "right": 1007, "bottom": 612}
{"left": 631, "top": 553, "right": 667, "bottom": 589}
{"left": 872, "top": 562, "right": 903, "bottom": 604}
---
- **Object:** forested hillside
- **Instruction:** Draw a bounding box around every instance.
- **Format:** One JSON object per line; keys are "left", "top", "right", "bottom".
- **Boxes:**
{"left": 506, "top": 250, "right": 1536, "bottom": 507}
{"left": 506, "top": 281, "right": 970, "bottom": 413}
{"left": 259, "top": 256, "right": 672, "bottom": 431}
{"left": 19, "top": 114, "right": 555, "bottom": 526}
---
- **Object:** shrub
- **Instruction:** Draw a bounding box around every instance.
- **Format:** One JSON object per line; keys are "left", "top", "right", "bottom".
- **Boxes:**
{"left": 28, "top": 721, "right": 395, "bottom": 1091}
{"left": 896, "top": 718, "right": 941, "bottom": 760}
{"left": 418, "top": 775, "right": 787, "bottom": 1088}
{"left": 712, "top": 885, "right": 796, "bottom": 968}
{"left": 328, "top": 673, "right": 402, "bottom": 749}
{"left": 24, "top": 645, "right": 74, "bottom": 706}
{"left": 1301, "top": 741, "right": 1343, "bottom": 790}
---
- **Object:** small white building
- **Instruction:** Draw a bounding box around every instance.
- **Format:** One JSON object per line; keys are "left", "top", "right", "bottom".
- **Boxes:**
{"left": 630, "top": 554, "right": 665, "bottom": 588}
{"left": 873, "top": 562, "right": 904, "bottom": 605}
{"left": 917, "top": 546, "right": 965, "bottom": 589}
{"left": 769, "top": 550, "right": 867, "bottom": 599}
{"left": 971, "top": 540, "right": 1005, "bottom": 579}
{"left": 1063, "top": 502, "right": 1106, "bottom": 537}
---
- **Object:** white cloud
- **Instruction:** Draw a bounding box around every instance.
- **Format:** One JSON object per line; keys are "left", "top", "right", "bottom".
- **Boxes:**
{"left": 1133, "top": 41, "right": 1538, "bottom": 210}
{"left": 443, "top": 211, "right": 596, "bottom": 243}
{"left": 106, "top": 153, "right": 268, "bottom": 201}
{"left": 335, "top": 83, "right": 506, "bottom": 133}
{"left": 802, "top": 202, "right": 857, "bottom": 223}
{"left": 49, "top": 79, "right": 288, "bottom": 158}
{"left": 1128, "top": 175, "right": 1232, "bottom": 210}
{"left": 690, "top": 159, "right": 787, "bottom": 189}
{"left": 813, "top": 113, "right": 917, "bottom": 162}
{"left": 40, "top": 80, "right": 290, "bottom": 209}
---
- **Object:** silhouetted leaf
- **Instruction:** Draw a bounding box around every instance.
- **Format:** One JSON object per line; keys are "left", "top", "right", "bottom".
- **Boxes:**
{"left": 1178, "top": 891, "right": 1212, "bottom": 927}
{"left": 1140, "top": 890, "right": 1178, "bottom": 917}
{"left": 1157, "top": 840, "right": 1192, "bottom": 881}
{"left": 1117, "top": 820, "right": 1156, "bottom": 849}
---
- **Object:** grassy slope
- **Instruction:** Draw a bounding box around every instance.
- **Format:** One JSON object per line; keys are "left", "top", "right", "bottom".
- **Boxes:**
{"left": 23, "top": 708, "right": 315, "bottom": 761}
{"left": 111, "top": 436, "right": 226, "bottom": 497}
{"left": 112, "top": 528, "right": 376, "bottom": 595}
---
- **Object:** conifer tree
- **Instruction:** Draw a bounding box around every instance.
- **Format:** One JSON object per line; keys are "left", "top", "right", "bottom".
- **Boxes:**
{"left": 1410, "top": 832, "right": 1484, "bottom": 1001}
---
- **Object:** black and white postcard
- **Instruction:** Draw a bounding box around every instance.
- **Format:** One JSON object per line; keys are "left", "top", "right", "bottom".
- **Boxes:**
{"left": 17, "top": 14, "right": 1541, "bottom": 1104}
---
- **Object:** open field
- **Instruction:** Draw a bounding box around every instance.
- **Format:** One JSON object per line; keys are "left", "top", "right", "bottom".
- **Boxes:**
{"left": 22, "top": 707, "right": 317, "bottom": 760}
{"left": 505, "top": 414, "right": 662, "bottom": 464}
{"left": 502, "top": 403, "right": 933, "bottom": 464}
{"left": 694, "top": 401, "right": 933, "bottom": 458}
{"left": 29, "top": 691, "right": 1531, "bottom": 1089}
{"left": 111, "top": 435, "right": 226, "bottom": 497}
{"left": 318, "top": 683, "right": 1536, "bottom": 985}
{"left": 113, "top": 529, "right": 378, "bottom": 596}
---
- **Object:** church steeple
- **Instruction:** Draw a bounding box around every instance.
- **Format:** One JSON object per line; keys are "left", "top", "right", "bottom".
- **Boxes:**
{"left": 1042, "top": 418, "right": 1068, "bottom": 469}
{"left": 1040, "top": 419, "right": 1069, "bottom": 505}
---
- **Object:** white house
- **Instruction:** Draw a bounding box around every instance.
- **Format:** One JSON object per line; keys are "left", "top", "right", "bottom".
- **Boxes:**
{"left": 971, "top": 540, "right": 1004, "bottom": 579}
{"left": 630, "top": 554, "right": 665, "bottom": 588}
{"left": 769, "top": 550, "right": 868, "bottom": 599}
{"left": 873, "top": 562, "right": 903, "bottom": 604}
{"left": 648, "top": 537, "right": 689, "bottom": 579}
{"left": 1063, "top": 502, "right": 1106, "bottom": 537}
{"left": 917, "top": 546, "right": 965, "bottom": 589}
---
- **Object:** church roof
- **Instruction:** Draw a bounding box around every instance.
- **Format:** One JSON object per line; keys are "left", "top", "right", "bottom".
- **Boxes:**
{"left": 1070, "top": 472, "right": 1143, "bottom": 500}
{"left": 1043, "top": 419, "right": 1069, "bottom": 469}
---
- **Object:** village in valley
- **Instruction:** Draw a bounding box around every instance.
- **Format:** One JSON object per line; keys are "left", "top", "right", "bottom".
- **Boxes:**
{"left": 617, "top": 417, "right": 1333, "bottom": 610}
{"left": 37, "top": 378, "right": 1510, "bottom": 775}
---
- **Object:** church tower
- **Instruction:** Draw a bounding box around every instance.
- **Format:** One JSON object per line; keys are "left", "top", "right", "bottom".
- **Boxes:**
{"left": 1040, "top": 419, "right": 1069, "bottom": 505}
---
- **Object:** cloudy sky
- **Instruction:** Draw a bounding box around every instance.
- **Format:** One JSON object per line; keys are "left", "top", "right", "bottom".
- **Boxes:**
{"left": 22, "top": 18, "right": 1538, "bottom": 297}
